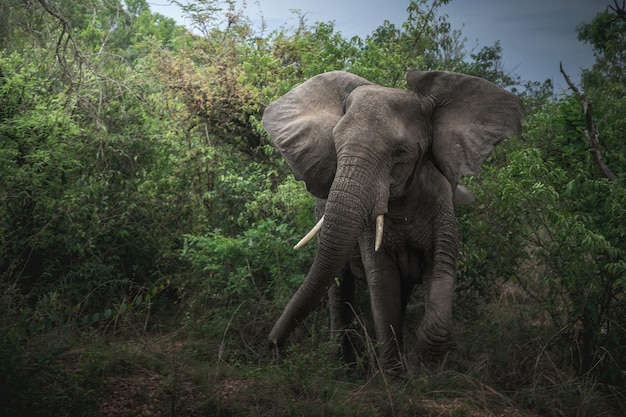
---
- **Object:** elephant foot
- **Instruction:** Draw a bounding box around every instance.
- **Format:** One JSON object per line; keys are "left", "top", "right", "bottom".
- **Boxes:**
{"left": 405, "top": 346, "right": 452, "bottom": 376}
{"left": 369, "top": 348, "right": 407, "bottom": 376}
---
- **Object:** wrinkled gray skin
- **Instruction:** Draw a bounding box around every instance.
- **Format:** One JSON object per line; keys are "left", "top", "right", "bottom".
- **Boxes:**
{"left": 262, "top": 70, "right": 523, "bottom": 372}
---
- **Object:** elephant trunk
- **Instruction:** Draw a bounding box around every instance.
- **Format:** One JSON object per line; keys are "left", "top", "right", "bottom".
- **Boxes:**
{"left": 269, "top": 158, "right": 383, "bottom": 347}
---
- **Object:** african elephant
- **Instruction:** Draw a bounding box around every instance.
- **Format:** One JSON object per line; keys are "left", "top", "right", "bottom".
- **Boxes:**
{"left": 262, "top": 70, "right": 523, "bottom": 372}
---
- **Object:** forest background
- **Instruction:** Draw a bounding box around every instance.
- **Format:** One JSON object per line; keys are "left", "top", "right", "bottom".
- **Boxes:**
{"left": 1, "top": 0, "right": 625, "bottom": 416}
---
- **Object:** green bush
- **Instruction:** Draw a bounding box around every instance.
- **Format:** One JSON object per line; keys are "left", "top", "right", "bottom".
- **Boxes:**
{"left": 179, "top": 175, "right": 315, "bottom": 309}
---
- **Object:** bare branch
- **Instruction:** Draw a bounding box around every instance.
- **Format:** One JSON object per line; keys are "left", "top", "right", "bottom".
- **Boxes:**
{"left": 35, "top": 0, "right": 78, "bottom": 57}
{"left": 559, "top": 62, "right": 617, "bottom": 181}
{"left": 609, "top": 0, "right": 626, "bottom": 22}
{"left": 35, "top": 0, "right": 86, "bottom": 88}
{"left": 34, "top": 0, "right": 144, "bottom": 103}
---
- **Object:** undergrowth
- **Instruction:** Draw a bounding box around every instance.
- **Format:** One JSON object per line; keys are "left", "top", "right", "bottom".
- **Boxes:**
{"left": 2, "top": 286, "right": 624, "bottom": 417}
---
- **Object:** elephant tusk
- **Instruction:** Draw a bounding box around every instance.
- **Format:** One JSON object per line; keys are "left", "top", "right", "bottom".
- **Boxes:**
{"left": 294, "top": 215, "right": 325, "bottom": 250}
{"left": 375, "top": 214, "right": 384, "bottom": 252}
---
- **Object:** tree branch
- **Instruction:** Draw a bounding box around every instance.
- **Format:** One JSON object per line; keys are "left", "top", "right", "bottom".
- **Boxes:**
{"left": 35, "top": 0, "right": 86, "bottom": 87}
{"left": 35, "top": 0, "right": 78, "bottom": 56}
{"left": 609, "top": 0, "right": 626, "bottom": 22}
{"left": 34, "top": 0, "right": 145, "bottom": 103}
{"left": 559, "top": 62, "right": 617, "bottom": 181}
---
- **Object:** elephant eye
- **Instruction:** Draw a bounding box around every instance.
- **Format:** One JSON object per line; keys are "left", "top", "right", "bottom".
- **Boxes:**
{"left": 393, "top": 147, "right": 408, "bottom": 157}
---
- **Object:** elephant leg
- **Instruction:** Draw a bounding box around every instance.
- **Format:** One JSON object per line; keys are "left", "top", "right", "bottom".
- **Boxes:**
{"left": 328, "top": 265, "right": 358, "bottom": 364}
{"left": 411, "top": 225, "right": 457, "bottom": 370}
{"left": 360, "top": 241, "right": 404, "bottom": 372}
{"left": 369, "top": 270, "right": 404, "bottom": 372}
{"left": 398, "top": 248, "right": 421, "bottom": 325}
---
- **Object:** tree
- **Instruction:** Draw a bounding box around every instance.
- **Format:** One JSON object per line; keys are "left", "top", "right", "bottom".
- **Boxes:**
{"left": 0, "top": 0, "right": 193, "bottom": 315}
{"left": 577, "top": 1, "right": 626, "bottom": 86}
{"left": 458, "top": 2, "right": 626, "bottom": 386}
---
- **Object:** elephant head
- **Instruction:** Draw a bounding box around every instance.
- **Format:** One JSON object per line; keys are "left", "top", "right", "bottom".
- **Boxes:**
{"left": 263, "top": 70, "right": 523, "bottom": 362}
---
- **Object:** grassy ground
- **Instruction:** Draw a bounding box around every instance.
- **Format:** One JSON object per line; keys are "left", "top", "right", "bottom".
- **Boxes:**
{"left": 4, "top": 292, "right": 623, "bottom": 417}
{"left": 45, "top": 333, "right": 544, "bottom": 417}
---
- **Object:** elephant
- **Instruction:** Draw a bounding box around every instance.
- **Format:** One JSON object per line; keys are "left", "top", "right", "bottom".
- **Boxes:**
{"left": 262, "top": 70, "right": 523, "bottom": 372}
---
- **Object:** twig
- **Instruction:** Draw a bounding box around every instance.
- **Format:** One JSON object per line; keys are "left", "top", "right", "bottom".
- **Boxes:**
{"left": 216, "top": 302, "right": 244, "bottom": 379}
{"left": 559, "top": 62, "right": 617, "bottom": 181}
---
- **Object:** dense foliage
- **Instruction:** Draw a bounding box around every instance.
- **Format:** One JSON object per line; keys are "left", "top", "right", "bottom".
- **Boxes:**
{"left": 1, "top": 0, "right": 624, "bottom": 415}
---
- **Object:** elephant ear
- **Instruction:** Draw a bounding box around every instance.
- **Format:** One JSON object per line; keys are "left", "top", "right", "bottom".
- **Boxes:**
{"left": 407, "top": 70, "right": 523, "bottom": 186}
{"left": 262, "top": 71, "right": 373, "bottom": 198}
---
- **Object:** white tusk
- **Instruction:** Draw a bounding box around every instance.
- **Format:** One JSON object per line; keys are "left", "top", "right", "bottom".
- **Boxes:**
{"left": 375, "top": 214, "right": 384, "bottom": 252}
{"left": 294, "top": 215, "right": 325, "bottom": 250}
